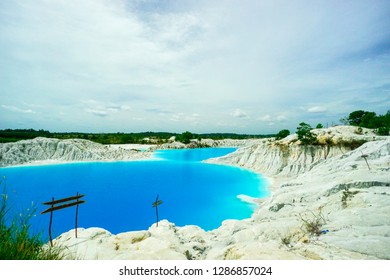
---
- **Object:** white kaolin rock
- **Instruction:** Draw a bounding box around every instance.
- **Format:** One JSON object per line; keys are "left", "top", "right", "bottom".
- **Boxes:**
{"left": 0, "top": 137, "right": 151, "bottom": 167}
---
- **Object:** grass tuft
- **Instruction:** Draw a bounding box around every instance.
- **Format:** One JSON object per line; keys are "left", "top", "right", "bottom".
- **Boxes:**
{"left": 299, "top": 208, "right": 327, "bottom": 237}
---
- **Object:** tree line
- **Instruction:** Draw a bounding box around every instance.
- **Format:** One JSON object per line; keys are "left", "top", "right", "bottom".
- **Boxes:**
{"left": 1, "top": 110, "right": 387, "bottom": 144}
{"left": 0, "top": 129, "right": 273, "bottom": 144}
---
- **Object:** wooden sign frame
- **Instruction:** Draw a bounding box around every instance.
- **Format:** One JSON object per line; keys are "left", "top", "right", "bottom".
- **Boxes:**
{"left": 41, "top": 192, "right": 85, "bottom": 246}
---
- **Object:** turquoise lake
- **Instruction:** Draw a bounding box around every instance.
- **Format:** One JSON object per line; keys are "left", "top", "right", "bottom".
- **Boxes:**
{"left": 0, "top": 148, "right": 269, "bottom": 238}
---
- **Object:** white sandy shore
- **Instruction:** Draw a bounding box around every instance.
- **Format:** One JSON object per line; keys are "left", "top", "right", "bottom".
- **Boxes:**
{"left": 105, "top": 143, "right": 156, "bottom": 151}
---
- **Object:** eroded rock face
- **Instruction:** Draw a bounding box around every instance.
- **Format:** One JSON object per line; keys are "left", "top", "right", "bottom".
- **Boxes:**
{"left": 0, "top": 137, "right": 151, "bottom": 167}
{"left": 207, "top": 126, "right": 385, "bottom": 177}
{"left": 250, "top": 138, "right": 390, "bottom": 260}
{"left": 208, "top": 140, "right": 357, "bottom": 176}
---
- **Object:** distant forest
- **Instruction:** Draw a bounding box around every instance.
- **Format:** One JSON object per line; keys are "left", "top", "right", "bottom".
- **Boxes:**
{"left": 0, "top": 129, "right": 274, "bottom": 144}
{"left": 2, "top": 110, "right": 387, "bottom": 144}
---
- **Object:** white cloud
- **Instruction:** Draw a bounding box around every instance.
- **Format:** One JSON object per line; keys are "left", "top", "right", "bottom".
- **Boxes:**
{"left": 85, "top": 108, "right": 108, "bottom": 117}
{"left": 232, "top": 109, "right": 249, "bottom": 119}
{"left": 1, "top": 105, "right": 36, "bottom": 114}
{"left": 258, "top": 114, "right": 287, "bottom": 122}
{"left": 0, "top": 0, "right": 389, "bottom": 133}
{"left": 258, "top": 115, "right": 272, "bottom": 121}
{"left": 276, "top": 115, "right": 288, "bottom": 121}
{"left": 83, "top": 100, "right": 131, "bottom": 117}
{"left": 170, "top": 112, "right": 200, "bottom": 122}
{"left": 307, "top": 106, "right": 327, "bottom": 113}
{"left": 257, "top": 114, "right": 288, "bottom": 128}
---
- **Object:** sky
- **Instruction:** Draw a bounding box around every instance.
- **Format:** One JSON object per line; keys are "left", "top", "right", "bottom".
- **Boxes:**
{"left": 0, "top": 0, "right": 389, "bottom": 134}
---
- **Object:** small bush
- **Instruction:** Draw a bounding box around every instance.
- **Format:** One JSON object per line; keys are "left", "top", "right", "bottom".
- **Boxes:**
{"left": 184, "top": 250, "right": 193, "bottom": 260}
{"left": 341, "top": 187, "right": 360, "bottom": 208}
{"left": 296, "top": 122, "right": 317, "bottom": 145}
{"left": 376, "top": 127, "right": 389, "bottom": 136}
{"left": 299, "top": 209, "right": 326, "bottom": 236}
{"left": 281, "top": 232, "right": 294, "bottom": 247}
{"left": 275, "top": 129, "right": 290, "bottom": 140}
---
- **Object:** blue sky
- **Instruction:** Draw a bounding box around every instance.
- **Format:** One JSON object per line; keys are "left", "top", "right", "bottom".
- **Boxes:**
{"left": 0, "top": 0, "right": 389, "bottom": 134}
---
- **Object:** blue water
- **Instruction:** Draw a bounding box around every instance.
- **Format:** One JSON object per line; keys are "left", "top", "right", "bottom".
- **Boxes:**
{"left": 0, "top": 148, "right": 268, "bottom": 238}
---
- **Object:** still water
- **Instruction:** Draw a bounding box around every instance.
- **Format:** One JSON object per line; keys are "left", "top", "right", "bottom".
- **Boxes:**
{"left": 0, "top": 148, "right": 268, "bottom": 238}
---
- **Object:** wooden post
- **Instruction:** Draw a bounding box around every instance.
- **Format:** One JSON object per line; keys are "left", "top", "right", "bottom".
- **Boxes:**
{"left": 75, "top": 192, "right": 79, "bottom": 238}
{"left": 361, "top": 153, "right": 371, "bottom": 170}
{"left": 152, "top": 194, "right": 163, "bottom": 228}
{"left": 49, "top": 197, "right": 54, "bottom": 247}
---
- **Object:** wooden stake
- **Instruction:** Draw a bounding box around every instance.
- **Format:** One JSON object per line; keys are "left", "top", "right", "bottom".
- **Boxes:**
{"left": 75, "top": 192, "right": 79, "bottom": 238}
{"left": 49, "top": 197, "right": 54, "bottom": 247}
{"left": 361, "top": 153, "right": 371, "bottom": 171}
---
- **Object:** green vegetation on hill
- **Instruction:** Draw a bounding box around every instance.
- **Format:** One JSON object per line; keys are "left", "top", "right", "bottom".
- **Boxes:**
{"left": 341, "top": 110, "right": 390, "bottom": 135}
{"left": 275, "top": 129, "right": 290, "bottom": 140}
{"left": 274, "top": 110, "right": 389, "bottom": 145}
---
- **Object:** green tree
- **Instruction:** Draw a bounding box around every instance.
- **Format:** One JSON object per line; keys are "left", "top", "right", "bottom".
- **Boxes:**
{"left": 296, "top": 122, "right": 317, "bottom": 145}
{"left": 375, "top": 110, "right": 390, "bottom": 135}
{"left": 316, "top": 123, "right": 323, "bottom": 129}
{"left": 360, "top": 112, "right": 377, "bottom": 128}
{"left": 342, "top": 110, "right": 389, "bottom": 135}
{"left": 176, "top": 131, "right": 193, "bottom": 144}
{"left": 275, "top": 129, "right": 290, "bottom": 140}
{"left": 347, "top": 110, "right": 366, "bottom": 126}
{"left": 152, "top": 195, "right": 163, "bottom": 227}
{"left": 376, "top": 126, "right": 389, "bottom": 136}
{"left": 346, "top": 110, "right": 377, "bottom": 127}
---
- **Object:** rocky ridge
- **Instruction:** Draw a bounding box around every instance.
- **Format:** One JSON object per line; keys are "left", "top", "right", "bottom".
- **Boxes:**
{"left": 0, "top": 137, "right": 151, "bottom": 167}
{"left": 52, "top": 126, "right": 390, "bottom": 260}
{"left": 0, "top": 137, "right": 257, "bottom": 167}
{"left": 207, "top": 126, "right": 382, "bottom": 176}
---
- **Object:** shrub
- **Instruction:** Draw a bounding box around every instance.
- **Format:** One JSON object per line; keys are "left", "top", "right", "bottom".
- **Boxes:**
{"left": 281, "top": 232, "right": 294, "bottom": 247}
{"left": 299, "top": 209, "right": 326, "bottom": 236}
{"left": 275, "top": 129, "right": 290, "bottom": 140}
{"left": 176, "top": 131, "right": 194, "bottom": 144}
{"left": 376, "top": 127, "right": 389, "bottom": 136}
{"left": 341, "top": 187, "right": 360, "bottom": 208}
{"left": 296, "top": 122, "right": 317, "bottom": 145}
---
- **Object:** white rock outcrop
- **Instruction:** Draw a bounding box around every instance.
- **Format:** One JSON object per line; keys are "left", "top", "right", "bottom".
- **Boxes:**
{"left": 0, "top": 137, "right": 151, "bottom": 167}
{"left": 207, "top": 126, "right": 384, "bottom": 176}
{"left": 52, "top": 127, "right": 390, "bottom": 260}
{"left": 154, "top": 138, "right": 259, "bottom": 150}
